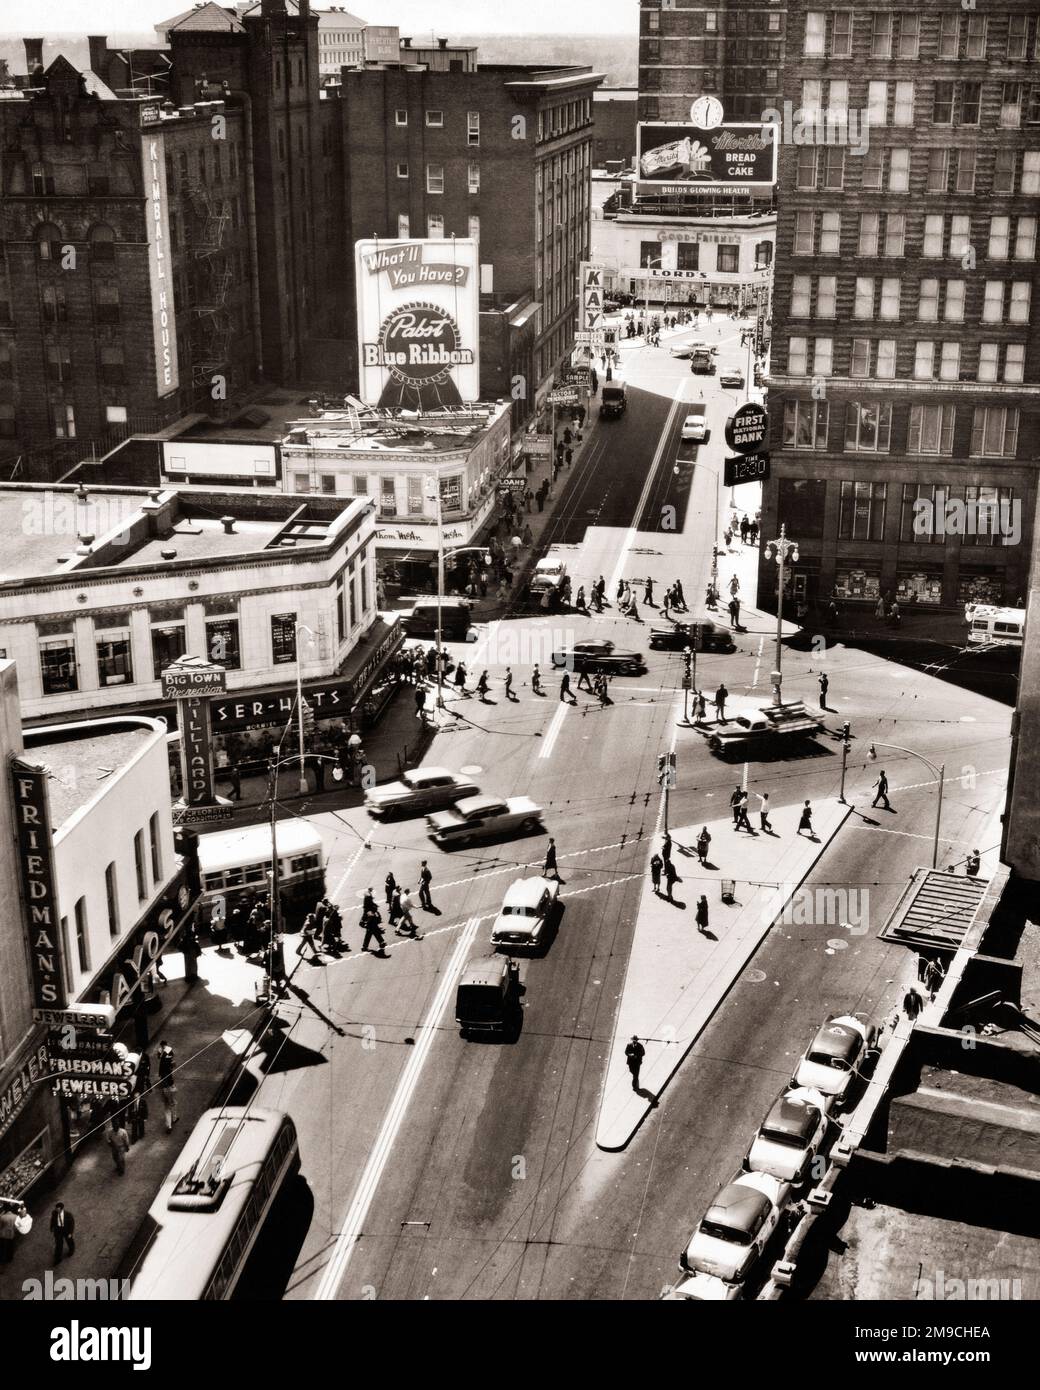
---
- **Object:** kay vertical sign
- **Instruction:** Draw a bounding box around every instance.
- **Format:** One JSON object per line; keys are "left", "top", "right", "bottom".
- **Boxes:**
{"left": 142, "top": 129, "right": 179, "bottom": 397}
{"left": 11, "top": 759, "right": 68, "bottom": 1010}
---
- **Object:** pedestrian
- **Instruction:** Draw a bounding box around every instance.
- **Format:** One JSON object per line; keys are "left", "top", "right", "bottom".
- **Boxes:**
{"left": 532, "top": 664, "right": 544, "bottom": 695}
{"left": 322, "top": 903, "right": 344, "bottom": 953}
{"left": 597, "top": 674, "right": 611, "bottom": 706}
{"left": 454, "top": 662, "right": 469, "bottom": 698}
{"left": 536, "top": 488, "right": 545, "bottom": 513}
{"left": 396, "top": 887, "right": 420, "bottom": 939}
{"left": 715, "top": 683, "right": 728, "bottom": 721}
{"left": 559, "top": 670, "right": 575, "bottom": 703}
{"left": 758, "top": 792, "right": 772, "bottom": 832}
{"left": 565, "top": 447, "right": 573, "bottom": 467}
{"left": 924, "top": 958, "right": 945, "bottom": 998}
{"left": 108, "top": 1119, "right": 131, "bottom": 1175}
{"left": 903, "top": 987, "right": 924, "bottom": 1020}
{"left": 730, "top": 786, "right": 744, "bottom": 824}
{"left": 158, "top": 1040, "right": 178, "bottom": 1131}
{"left": 644, "top": 576, "right": 655, "bottom": 606}
{"left": 389, "top": 886, "right": 403, "bottom": 928}
{"left": 724, "top": 528, "right": 733, "bottom": 549}
{"left": 696, "top": 826, "right": 711, "bottom": 864}
{"left": 695, "top": 690, "right": 707, "bottom": 721}
{"left": 577, "top": 663, "right": 593, "bottom": 692}
{"left": 50, "top": 1203, "right": 75, "bottom": 1263}
{"left": 626, "top": 597, "right": 641, "bottom": 623}
{"left": 415, "top": 685, "right": 427, "bottom": 721}
{"left": 227, "top": 765, "right": 241, "bottom": 801}
{"left": 504, "top": 667, "right": 516, "bottom": 701}
{"left": 663, "top": 859, "right": 680, "bottom": 901}
{"left": 818, "top": 672, "right": 829, "bottom": 709}
{"left": 476, "top": 669, "right": 490, "bottom": 702}
{"left": 797, "top": 800, "right": 815, "bottom": 838}
{"left": 360, "top": 909, "right": 387, "bottom": 956}
{"left": 695, "top": 895, "right": 709, "bottom": 934}
{"left": 674, "top": 579, "right": 686, "bottom": 611}
{"left": 740, "top": 515, "right": 749, "bottom": 544}
{"left": 296, "top": 911, "right": 322, "bottom": 961}
{"left": 525, "top": 489, "right": 534, "bottom": 514}
{"left": 649, "top": 853, "right": 663, "bottom": 894}
{"left": 575, "top": 585, "right": 588, "bottom": 614}
{"left": 871, "top": 770, "right": 891, "bottom": 810}
{"left": 875, "top": 595, "right": 886, "bottom": 621}
{"left": 419, "top": 860, "right": 434, "bottom": 910}
{"left": 543, "top": 837, "right": 562, "bottom": 881}
{"left": 728, "top": 597, "right": 740, "bottom": 627}
{"left": 889, "top": 601, "right": 901, "bottom": 628}
{"left": 729, "top": 575, "right": 740, "bottom": 598}
{"left": 965, "top": 848, "right": 981, "bottom": 877}
{"left": 662, "top": 588, "right": 670, "bottom": 620}
{"left": 384, "top": 871, "right": 397, "bottom": 912}
{"left": 0, "top": 1205, "right": 16, "bottom": 1264}
{"left": 661, "top": 832, "right": 672, "bottom": 866}
{"left": 625, "top": 1036, "right": 645, "bottom": 1092}
{"left": 735, "top": 792, "right": 753, "bottom": 833}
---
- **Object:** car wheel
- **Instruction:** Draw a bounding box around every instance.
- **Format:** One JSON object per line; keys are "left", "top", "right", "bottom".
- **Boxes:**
{"left": 457, "top": 835, "right": 472, "bottom": 849}
{"left": 520, "top": 818, "right": 539, "bottom": 834}
{"left": 708, "top": 735, "right": 722, "bottom": 753}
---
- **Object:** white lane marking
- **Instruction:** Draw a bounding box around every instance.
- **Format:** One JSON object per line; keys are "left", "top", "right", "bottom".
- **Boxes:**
{"left": 313, "top": 913, "right": 483, "bottom": 1301}
{"left": 539, "top": 701, "right": 569, "bottom": 759}
{"left": 331, "top": 828, "right": 374, "bottom": 901}
{"left": 607, "top": 383, "right": 689, "bottom": 599}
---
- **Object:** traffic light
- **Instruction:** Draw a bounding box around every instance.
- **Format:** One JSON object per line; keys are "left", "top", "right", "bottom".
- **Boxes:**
{"left": 683, "top": 648, "right": 694, "bottom": 678}
{"left": 301, "top": 699, "right": 316, "bottom": 739}
{"left": 842, "top": 721, "right": 851, "bottom": 744}
{"left": 657, "top": 753, "right": 668, "bottom": 780}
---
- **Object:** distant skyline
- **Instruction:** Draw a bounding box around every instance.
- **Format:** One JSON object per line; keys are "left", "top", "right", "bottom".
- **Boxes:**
{"left": 0, "top": 0, "right": 635, "bottom": 39}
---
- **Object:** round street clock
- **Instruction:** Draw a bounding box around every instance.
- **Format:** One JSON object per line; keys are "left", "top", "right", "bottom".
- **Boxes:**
{"left": 690, "top": 96, "right": 724, "bottom": 129}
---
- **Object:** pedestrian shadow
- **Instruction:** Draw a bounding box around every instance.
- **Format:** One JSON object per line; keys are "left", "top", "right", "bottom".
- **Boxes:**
{"left": 422, "top": 905, "right": 443, "bottom": 916}
{"left": 699, "top": 928, "right": 719, "bottom": 941}
{"left": 634, "top": 1086, "right": 660, "bottom": 1107}
{"left": 662, "top": 895, "right": 687, "bottom": 910}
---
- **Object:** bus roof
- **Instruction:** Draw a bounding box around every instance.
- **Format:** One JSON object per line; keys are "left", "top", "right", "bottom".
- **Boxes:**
{"left": 198, "top": 820, "right": 323, "bottom": 873}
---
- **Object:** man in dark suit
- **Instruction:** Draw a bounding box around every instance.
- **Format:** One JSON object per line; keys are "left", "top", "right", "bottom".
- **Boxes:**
{"left": 50, "top": 1203, "right": 75, "bottom": 1262}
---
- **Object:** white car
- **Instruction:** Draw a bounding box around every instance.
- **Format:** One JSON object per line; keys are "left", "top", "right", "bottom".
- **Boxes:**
{"left": 792, "top": 1014, "right": 878, "bottom": 1107}
{"left": 364, "top": 766, "right": 479, "bottom": 819}
{"left": 427, "top": 795, "right": 544, "bottom": 847}
{"left": 490, "top": 876, "right": 561, "bottom": 950}
{"left": 660, "top": 1273, "right": 742, "bottom": 1301}
{"left": 681, "top": 413, "right": 707, "bottom": 442}
{"left": 680, "top": 1171, "right": 790, "bottom": 1284}
{"left": 744, "top": 1086, "right": 831, "bottom": 1185}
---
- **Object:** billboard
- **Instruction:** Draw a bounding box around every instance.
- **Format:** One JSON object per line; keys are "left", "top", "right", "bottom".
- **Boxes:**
{"left": 141, "top": 131, "right": 179, "bottom": 397}
{"left": 579, "top": 262, "right": 605, "bottom": 330}
{"left": 636, "top": 122, "right": 777, "bottom": 195}
{"left": 355, "top": 239, "right": 480, "bottom": 408}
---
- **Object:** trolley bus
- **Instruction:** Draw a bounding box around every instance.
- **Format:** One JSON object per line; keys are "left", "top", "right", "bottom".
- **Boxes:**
{"left": 123, "top": 1107, "right": 299, "bottom": 1300}
{"left": 197, "top": 821, "right": 326, "bottom": 918}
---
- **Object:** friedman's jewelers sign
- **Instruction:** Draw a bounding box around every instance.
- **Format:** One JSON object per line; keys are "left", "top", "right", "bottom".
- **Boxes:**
{"left": 356, "top": 239, "right": 480, "bottom": 410}
{"left": 11, "top": 759, "right": 68, "bottom": 1011}
{"left": 142, "top": 132, "right": 179, "bottom": 397}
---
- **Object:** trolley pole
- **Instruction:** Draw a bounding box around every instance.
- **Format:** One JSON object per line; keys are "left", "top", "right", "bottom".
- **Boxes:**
{"left": 838, "top": 721, "right": 851, "bottom": 804}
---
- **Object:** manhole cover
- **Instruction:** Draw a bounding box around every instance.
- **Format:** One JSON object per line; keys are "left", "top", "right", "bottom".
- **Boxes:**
{"left": 460, "top": 764, "right": 483, "bottom": 775}
{"left": 745, "top": 969, "right": 766, "bottom": 984}
{"left": 826, "top": 938, "right": 849, "bottom": 952}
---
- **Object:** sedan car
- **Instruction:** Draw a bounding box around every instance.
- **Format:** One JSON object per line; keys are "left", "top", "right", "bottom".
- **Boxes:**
{"left": 490, "top": 876, "right": 561, "bottom": 950}
{"left": 792, "top": 1014, "right": 878, "bottom": 1107}
{"left": 660, "top": 1273, "right": 742, "bottom": 1301}
{"left": 427, "top": 795, "right": 544, "bottom": 848}
{"left": 364, "top": 766, "right": 479, "bottom": 820}
{"left": 669, "top": 341, "right": 717, "bottom": 360}
{"left": 720, "top": 369, "right": 745, "bottom": 389}
{"left": 681, "top": 413, "right": 707, "bottom": 442}
{"left": 679, "top": 1171, "right": 790, "bottom": 1284}
{"left": 550, "top": 639, "right": 646, "bottom": 675}
{"left": 744, "top": 1086, "right": 831, "bottom": 1185}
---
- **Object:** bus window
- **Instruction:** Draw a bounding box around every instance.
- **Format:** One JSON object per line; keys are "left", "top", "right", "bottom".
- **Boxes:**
{"left": 290, "top": 853, "right": 321, "bottom": 873}
{"left": 203, "top": 872, "right": 225, "bottom": 891}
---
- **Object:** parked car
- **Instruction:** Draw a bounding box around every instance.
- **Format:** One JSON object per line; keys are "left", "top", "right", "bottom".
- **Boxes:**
{"left": 680, "top": 1171, "right": 790, "bottom": 1284}
{"left": 792, "top": 1015, "right": 878, "bottom": 1107}
{"left": 720, "top": 369, "right": 745, "bottom": 389}
{"left": 660, "top": 1273, "right": 742, "bottom": 1301}
{"left": 744, "top": 1086, "right": 831, "bottom": 1185}
{"left": 427, "top": 795, "right": 544, "bottom": 848}
{"left": 490, "top": 876, "right": 561, "bottom": 950}
{"left": 365, "top": 766, "right": 479, "bottom": 820}
{"left": 669, "top": 341, "right": 717, "bottom": 360}
{"left": 681, "top": 412, "right": 707, "bottom": 442}
{"left": 551, "top": 639, "right": 646, "bottom": 675}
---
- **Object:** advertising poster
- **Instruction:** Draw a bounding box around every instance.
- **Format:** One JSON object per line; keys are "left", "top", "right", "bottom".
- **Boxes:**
{"left": 636, "top": 122, "right": 778, "bottom": 195}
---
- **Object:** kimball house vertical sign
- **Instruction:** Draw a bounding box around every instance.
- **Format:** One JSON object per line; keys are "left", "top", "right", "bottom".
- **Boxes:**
{"left": 11, "top": 760, "right": 68, "bottom": 1012}
{"left": 142, "top": 128, "right": 179, "bottom": 398}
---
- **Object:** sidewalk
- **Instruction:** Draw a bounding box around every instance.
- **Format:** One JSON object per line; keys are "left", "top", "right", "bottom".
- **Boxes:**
{"left": 596, "top": 799, "right": 851, "bottom": 1151}
{"left": 0, "top": 941, "right": 265, "bottom": 1297}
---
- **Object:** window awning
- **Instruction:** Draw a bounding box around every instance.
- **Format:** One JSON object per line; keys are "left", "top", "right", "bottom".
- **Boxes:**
{"left": 879, "top": 867, "right": 989, "bottom": 952}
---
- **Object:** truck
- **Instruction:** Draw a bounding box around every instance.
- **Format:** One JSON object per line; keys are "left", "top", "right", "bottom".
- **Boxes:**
{"left": 706, "top": 699, "right": 826, "bottom": 758}
{"left": 599, "top": 378, "right": 627, "bottom": 418}
{"left": 690, "top": 350, "right": 717, "bottom": 375}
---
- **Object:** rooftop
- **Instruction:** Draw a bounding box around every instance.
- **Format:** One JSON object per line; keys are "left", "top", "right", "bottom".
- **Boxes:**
{"left": 23, "top": 722, "right": 160, "bottom": 831}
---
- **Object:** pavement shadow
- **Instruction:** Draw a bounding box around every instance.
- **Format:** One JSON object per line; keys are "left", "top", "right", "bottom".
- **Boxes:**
{"left": 251, "top": 1011, "right": 332, "bottom": 1076}
{"left": 633, "top": 1086, "right": 660, "bottom": 1108}
{"left": 699, "top": 928, "right": 720, "bottom": 941}
{"left": 661, "top": 895, "right": 687, "bottom": 910}
{"left": 232, "top": 1172, "right": 314, "bottom": 1301}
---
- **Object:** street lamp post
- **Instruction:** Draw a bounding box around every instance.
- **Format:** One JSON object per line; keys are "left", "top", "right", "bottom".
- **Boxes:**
{"left": 294, "top": 622, "right": 316, "bottom": 794}
{"left": 869, "top": 742, "right": 946, "bottom": 869}
{"left": 643, "top": 256, "right": 662, "bottom": 318}
{"left": 763, "top": 524, "right": 799, "bottom": 707}
{"left": 424, "top": 477, "right": 446, "bottom": 709}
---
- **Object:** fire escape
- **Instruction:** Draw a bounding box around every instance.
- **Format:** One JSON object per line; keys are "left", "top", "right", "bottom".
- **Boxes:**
{"left": 186, "top": 184, "right": 233, "bottom": 397}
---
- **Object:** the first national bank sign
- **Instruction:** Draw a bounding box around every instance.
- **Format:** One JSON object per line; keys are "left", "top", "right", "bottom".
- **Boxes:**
{"left": 143, "top": 132, "right": 179, "bottom": 398}
{"left": 11, "top": 759, "right": 68, "bottom": 1011}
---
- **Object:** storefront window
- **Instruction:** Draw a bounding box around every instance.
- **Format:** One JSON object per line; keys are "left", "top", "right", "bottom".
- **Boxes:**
{"left": 336, "top": 577, "right": 347, "bottom": 641}
{"left": 896, "top": 569, "right": 944, "bottom": 605}
{"left": 440, "top": 475, "right": 463, "bottom": 513}
{"left": 833, "top": 567, "right": 881, "bottom": 601}
{"left": 957, "top": 572, "right": 1005, "bottom": 605}
{"left": 39, "top": 631, "right": 78, "bottom": 694}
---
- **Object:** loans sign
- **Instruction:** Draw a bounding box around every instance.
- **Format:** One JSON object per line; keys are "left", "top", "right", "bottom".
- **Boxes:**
{"left": 356, "top": 239, "right": 480, "bottom": 409}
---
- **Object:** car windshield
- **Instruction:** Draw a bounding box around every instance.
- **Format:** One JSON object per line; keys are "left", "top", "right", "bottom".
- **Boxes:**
{"left": 699, "top": 1221, "right": 750, "bottom": 1246}
{"left": 808, "top": 1051, "right": 851, "bottom": 1071}
{"left": 502, "top": 905, "right": 536, "bottom": 917}
{"left": 761, "top": 1128, "right": 805, "bottom": 1149}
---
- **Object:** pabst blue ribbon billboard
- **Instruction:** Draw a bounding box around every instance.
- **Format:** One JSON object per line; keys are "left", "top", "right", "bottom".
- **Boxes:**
{"left": 355, "top": 238, "right": 480, "bottom": 409}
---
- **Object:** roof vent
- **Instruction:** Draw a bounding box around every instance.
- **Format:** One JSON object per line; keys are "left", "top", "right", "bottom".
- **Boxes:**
{"left": 160, "top": 546, "right": 177, "bottom": 560}
{"left": 149, "top": 489, "right": 161, "bottom": 502}
{"left": 221, "top": 515, "right": 236, "bottom": 534}
{"left": 75, "top": 534, "right": 95, "bottom": 556}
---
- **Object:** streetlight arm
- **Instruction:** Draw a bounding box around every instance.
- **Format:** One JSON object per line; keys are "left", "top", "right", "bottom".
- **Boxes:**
{"left": 869, "top": 742, "right": 942, "bottom": 781}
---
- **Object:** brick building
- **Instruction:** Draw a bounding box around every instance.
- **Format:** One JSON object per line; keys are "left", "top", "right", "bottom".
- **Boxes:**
{"left": 340, "top": 62, "right": 603, "bottom": 421}
{"left": 758, "top": 2, "right": 1040, "bottom": 615}
{"left": 637, "top": 0, "right": 787, "bottom": 123}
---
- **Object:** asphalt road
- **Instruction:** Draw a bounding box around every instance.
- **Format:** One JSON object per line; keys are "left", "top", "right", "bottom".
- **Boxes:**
{"left": 232, "top": 320, "right": 1010, "bottom": 1301}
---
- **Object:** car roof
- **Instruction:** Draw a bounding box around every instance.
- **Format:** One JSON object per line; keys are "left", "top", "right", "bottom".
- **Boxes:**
{"left": 809, "top": 1020, "right": 862, "bottom": 1062}
{"left": 455, "top": 795, "right": 506, "bottom": 814}
{"left": 503, "top": 877, "right": 552, "bottom": 906}
{"left": 459, "top": 955, "right": 511, "bottom": 987}
{"left": 762, "top": 1094, "right": 821, "bottom": 1142}
{"left": 704, "top": 1181, "right": 772, "bottom": 1232}
{"left": 405, "top": 766, "right": 455, "bottom": 781}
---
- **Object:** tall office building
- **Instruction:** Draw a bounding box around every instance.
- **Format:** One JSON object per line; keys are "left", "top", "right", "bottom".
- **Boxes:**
{"left": 758, "top": 2, "right": 1040, "bottom": 615}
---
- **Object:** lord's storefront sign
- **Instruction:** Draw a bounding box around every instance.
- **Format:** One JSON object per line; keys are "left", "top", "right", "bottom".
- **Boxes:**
{"left": 11, "top": 759, "right": 68, "bottom": 1012}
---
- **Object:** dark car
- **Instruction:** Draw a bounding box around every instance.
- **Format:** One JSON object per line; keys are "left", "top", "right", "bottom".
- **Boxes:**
{"left": 649, "top": 621, "right": 736, "bottom": 654}
{"left": 720, "top": 369, "right": 745, "bottom": 389}
{"left": 550, "top": 639, "right": 646, "bottom": 675}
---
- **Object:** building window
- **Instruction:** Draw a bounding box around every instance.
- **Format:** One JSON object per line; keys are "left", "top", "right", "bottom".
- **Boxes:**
{"left": 1014, "top": 216, "right": 1037, "bottom": 260}
{"left": 426, "top": 163, "right": 444, "bottom": 194}
{"left": 717, "top": 244, "right": 738, "bottom": 274}
{"left": 858, "top": 213, "right": 879, "bottom": 257}
{"left": 427, "top": 214, "right": 444, "bottom": 239}
{"left": 467, "top": 162, "right": 480, "bottom": 194}
{"left": 943, "top": 279, "right": 965, "bottom": 322}
{"left": 888, "top": 149, "right": 909, "bottom": 192}
{"left": 73, "top": 897, "right": 90, "bottom": 973}
{"left": 861, "top": 146, "right": 883, "bottom": 191}
{"left": 105, "top": 862, "right": 119, "bottom": 938}
{"left": 46, "top": 344, "right": 72, "bottom": 384}
{"left": 395, "top": 108, "right": 407, "bottom": 125}
{"left": 96, "top": 622, "right": 133, "bottom": 686}
{"left": 353, "top": 475, "right": 368, "bottom": 495}
{"left": 914, "top": 340, "right": 936, "bottom": 380}
{"left": 838, "top": 482, "right": 887, "bottom": 541}
{"left": 853, "top": 277, "right": 873, "bottom": 319}
{"left": 90, "top": 224, "right": 116, "bottom": 261}
{"left": 907, "top": 405, "right": 956, "bottom": 456}
{"left": 965, "top": 14, "right": 987, "bottom": 59}
{"left": 398, "top": 213, "right": 410, "bottom": 238}
{"left": 898, "top": 14, "right": 920, "bottom": 59}
{"left": 467, "top": 111, "right": 479, "bottom": 146}
{"left": 782, "top": 399, "right": 829, "bottom": 450}
{"left": 791, "top": 275, "right": 811, "bottom": 316}
{"left": 100, "top": 344, "right": 125, "bottom": 386}
{"left": 788, "top": 337, "right": 808, "bottom": 374}
{"left": 803, "top": 12, "right": 825, "bottom": 56}
{"left": 814, "top": 338, "right": 833, "bottom": 374}
{"left": 396, "top": 162, "right": 409, "bottom": 179}
{"left": 468, "top": 215, "right": 480, "bottom": 242}
{"left": 149, "top": 812, "right": 162, "bottom": 882}
{"left": 844, "top": 401, "right": 891, "bottom": 452}
{"left": 293, "top": 474, "right": 311, "bottom": 493}
{"left": 206, "top": 616, "right": 240, "bottom": 670}
{"left": 970, "top": 407, "right": 1018, "bottom": 458}
{"left": 955, "top": 149, "right": 976, "bottom": 193}
{"left": 754, "top": 240, "right": 772, "bottom": 269}
{"left": 823, "top": 147, "right": 844, "bottom": 190}
{"left": 380, "top": 477, "right": 396, "bottom": 516}
{"left": 832, "top": 11, "right": 852, "bottom": 57}
{"left": 320, "top": 475, "right": 337, "bottom": 495}
{"left": 817, "top": 277, "right": 836, "bottom": 317}
{"left": 933, "top": 82, "right": 955, "bottom": 125}
{"left": 151, "top": 620, "right": 185, "bottom": 680}
{"left": 425, "top": 110, "right": 443, "bottom": 127}
{"left": 927, "top": 149, "right": 949, "bottom": 195}
{"left": 95, "top": 283, "right": 120, "bottom": 324}
{"left": 893, "top": 82, "right": 914, "bottom": 126}
{"left": 819, "top": 212, "right": 840, "bottom": 254}
{"left": 39, "top": 632, "right": 78, "bottom": 694}
{"left": 870, "top": 12, "right": 893, "bottom": 59}
{"left": 133, "top": 830, "right": 148, "bottom": 901}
